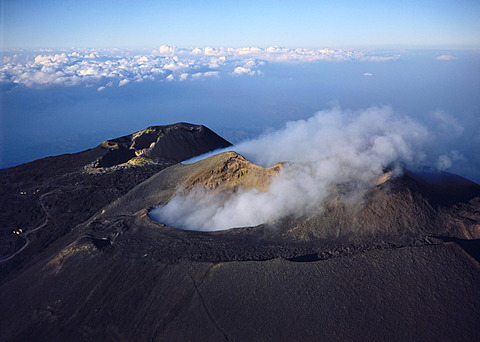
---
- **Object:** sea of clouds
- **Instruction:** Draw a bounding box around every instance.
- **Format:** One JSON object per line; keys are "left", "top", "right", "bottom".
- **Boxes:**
{"left": 150, "top": 105, "right": 431, "bottom": 231}
{"left": 1, "top": 45, "right": 399, "bottom": 89}
{"left": 3, "top": 45, "right": 476, "bottom": 230}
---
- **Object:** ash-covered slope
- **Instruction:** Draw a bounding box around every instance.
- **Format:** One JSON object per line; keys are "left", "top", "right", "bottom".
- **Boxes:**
{"left": 0, "top": 123, "right": 231, "bottom": 270}
{"left": 275, "top": 169, "right": 480, "bottom": 242}
{"left": 1, "top": 147, "right": 480, "bottom": 340}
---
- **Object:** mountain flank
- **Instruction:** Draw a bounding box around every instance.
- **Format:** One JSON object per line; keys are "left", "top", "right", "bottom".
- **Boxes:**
{"left": 0, "top": 123, "right": 231, "bottom": 269}
{"left": 93, "top": 123, "right": 232, "bottom": 168}
{"left": 0, "top": 124, "right": 479, "bottom": 341}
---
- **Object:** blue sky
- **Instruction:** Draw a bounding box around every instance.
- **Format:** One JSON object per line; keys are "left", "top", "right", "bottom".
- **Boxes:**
{"left": 2, "top": 0, "right": 480, "bottom": 49}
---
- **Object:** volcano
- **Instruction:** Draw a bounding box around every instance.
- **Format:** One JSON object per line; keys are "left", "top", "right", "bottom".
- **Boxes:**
{"left": 1, "top": 123, "right": 479, "bottom": 341}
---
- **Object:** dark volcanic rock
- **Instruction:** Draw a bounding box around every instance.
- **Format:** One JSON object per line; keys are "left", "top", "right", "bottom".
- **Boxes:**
{"left": 94, "top": 123, "right": 232, "bottom": 167}
{"left": 0, "top": 123, "right": 232, "bottom": 274}
{"left": 0, "top": 135, "right": 479, "bottom": 341}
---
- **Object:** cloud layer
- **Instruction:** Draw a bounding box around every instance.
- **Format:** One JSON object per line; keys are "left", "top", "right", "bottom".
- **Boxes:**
{"left": 436, "top": 54, "right": 456, "bottom": 61}
{"left": 150, "top": 106, "right": 429, "bottom": 231}
{"left": 1, "top": 46, "right": 399, "bottom": 89}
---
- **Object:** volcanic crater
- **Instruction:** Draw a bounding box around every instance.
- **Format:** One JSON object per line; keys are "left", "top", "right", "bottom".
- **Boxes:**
{"left": 1, "top": 123, "right": 480, "bottom": 342}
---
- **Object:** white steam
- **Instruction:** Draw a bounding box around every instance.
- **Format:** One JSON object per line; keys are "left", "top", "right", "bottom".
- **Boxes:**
{"left": 150, "top": 106, "right": 429, "bottom": 231}
{"left": 435, "top": 150, "right": 465, "bottom": 171}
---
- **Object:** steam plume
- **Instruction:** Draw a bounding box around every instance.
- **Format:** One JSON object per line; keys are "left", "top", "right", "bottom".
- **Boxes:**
{"left": 150, "top": 106, "right": 429, "bottom": 231}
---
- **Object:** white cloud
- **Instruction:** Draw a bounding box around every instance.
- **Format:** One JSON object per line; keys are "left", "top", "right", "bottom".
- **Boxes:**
{"left": 136, "top": 55, "right": 149, "bottom": 63}
{"left": 191, "top": 71, "right": 220, "bottom": 79}
{"left": 362, "top": 73, "right": 373, "bottom": 76}
{"left": 163, "top": 61, "right": 184, "bottom": 71}
{"left": 235, "top": 47, "right": 263, "bottom": 55}
{"left": 233, "top": 66, "right": 254, "bottom": 75}
{"left": 204, "top": 47, "right": 224, "bottom": 56}
{"left": 361, "top": 56, "right": 399, "bottom": 62}
{"left": 77, "top": 67, "right": 98, "bottom": 76}
{"left": 431, "top": 109, "right": 464, "bottom": 136}
{"left": 1, "top": 46, "right": 400, "bottom": 89}
{"left": 34, "top": 53, "right": 68, "bottom": 65}
{"left": 208, "top": 56, "right": 227, "bottom": 69}
{"left": 186, "top": 46, "right": 399, "bottom": 64}
{"left": 154, "top": 45, "right": 176, "bottom": 56}
{"left": 436, "top": 55, "right": 456, "bottom": 61}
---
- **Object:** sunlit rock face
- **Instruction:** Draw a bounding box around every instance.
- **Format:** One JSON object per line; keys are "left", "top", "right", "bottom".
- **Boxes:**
{"left": 149, "top": 152, "right": 284, "bottom": 231}
{"left": 181, "top": 152, "right": 283, "bottom": 195}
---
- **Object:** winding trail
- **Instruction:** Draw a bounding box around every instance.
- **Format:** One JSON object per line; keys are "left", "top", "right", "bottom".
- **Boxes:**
{"left": 0, "top": 188, "right": 73, "bottom": 264}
